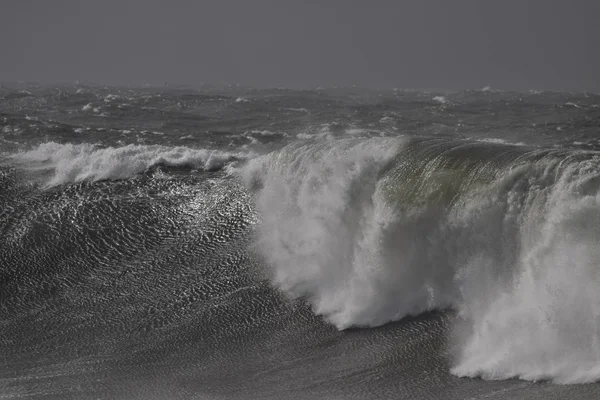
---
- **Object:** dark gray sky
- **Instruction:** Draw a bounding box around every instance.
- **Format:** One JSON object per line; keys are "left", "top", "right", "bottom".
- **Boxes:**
{"left": 2, "top": 0, "right": 599, "bottom": 90}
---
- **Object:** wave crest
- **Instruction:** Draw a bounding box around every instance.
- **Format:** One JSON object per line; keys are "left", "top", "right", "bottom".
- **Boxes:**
{"left": 242, "top": 137, "right": 600, "bottom": 384}
{"left": 7, "top": 142, "right": 249, "bottom": 186}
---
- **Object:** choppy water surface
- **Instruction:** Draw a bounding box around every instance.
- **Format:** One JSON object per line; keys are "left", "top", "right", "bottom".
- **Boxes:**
{"left": 2, "top": 82, "right": 600, "bottom": 399}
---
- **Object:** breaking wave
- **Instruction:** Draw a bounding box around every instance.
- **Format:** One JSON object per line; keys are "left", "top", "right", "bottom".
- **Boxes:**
{"left": 6, "top": 142, "right": 250, "bottom": 187}
{"left": 241, "top": 137, "right": 600, "bottom": 384}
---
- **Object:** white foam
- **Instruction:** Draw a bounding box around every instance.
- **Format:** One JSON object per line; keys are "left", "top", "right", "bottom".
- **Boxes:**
{"left": 241, "top": 138, "right": 600, "bottom": 384}
{"left": 345, "top": 128, "right": 368, "bottom": 136}
{"left": 104, "top": 94, "right": 120, "bottom": 103}
{"left": 9, "top": 142, "right": 250, "bottom": 187}
{"left": 82, "top": 103, "right": 93, "bottom": 111}
{"left": 247, "top": 130, "right": 281, "bottom": 137}
{"left": 2, "top": 126, "right": 22, "bottom": 135}
{"left": 433, "top": 96, "right": 448, "bottom": 104}
{"left": 474, "top": 138, "right": 527, "bottom": 146}
{"left": 240, "top": 138, "right": 411, "bottom": 328}
{"left": 0, "top": 137, "right": 19, "bottom": 145}
{"left": 451, "top": 159, "right": 600, "bottom": 383}
{"left": 314, "top": 123, "right": 344, "bottom": 140}
{"left": 235, "top": 97, "right": 250, "bottom": 103}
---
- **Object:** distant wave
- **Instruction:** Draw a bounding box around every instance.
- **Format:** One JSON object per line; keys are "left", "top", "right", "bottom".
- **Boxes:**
{"left": 6, "top": 142, "right": 250, "bottom": 187}
{"left": 432, "top": 96, "right": 448, "bottom": 104}
{"left": 241, "top": 137, "right": 600, "bottom": 384}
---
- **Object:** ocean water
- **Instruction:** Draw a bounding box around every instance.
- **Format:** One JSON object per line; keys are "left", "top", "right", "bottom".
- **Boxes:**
{"left": 2, "top": 82, "right": 600, "bottom": 399}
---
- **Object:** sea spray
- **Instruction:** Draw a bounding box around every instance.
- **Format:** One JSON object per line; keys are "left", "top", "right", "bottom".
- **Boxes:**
{"left": 243, "top": 137, "right": 600, "bottom": 383}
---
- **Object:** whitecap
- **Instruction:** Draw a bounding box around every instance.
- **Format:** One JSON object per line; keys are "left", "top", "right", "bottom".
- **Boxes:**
{"left": 248, "top": 130, "right": 282, "bottom": 137}
{"left": 8, "top": 142, "right": 253, "bottom": 187}
{"left": 345, "top": 128, "right": 368, "bottom": 136}
{"left": 104, "top": 94, "right": 120, "bottom": 103}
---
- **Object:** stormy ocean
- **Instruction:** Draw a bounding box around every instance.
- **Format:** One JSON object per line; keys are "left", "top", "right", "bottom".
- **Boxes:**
{"left": 2, "top": 82, "right": 600, "bottom": 400}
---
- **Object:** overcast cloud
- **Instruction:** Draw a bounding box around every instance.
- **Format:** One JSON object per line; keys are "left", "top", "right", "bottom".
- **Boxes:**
{"left": 1, "top": 0, "right": 599, "bottom": 90}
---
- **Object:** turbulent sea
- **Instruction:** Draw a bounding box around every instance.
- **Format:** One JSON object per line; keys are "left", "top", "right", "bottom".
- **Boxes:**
{"left": 3, "top": 83, "right": 600, "bottom": 400}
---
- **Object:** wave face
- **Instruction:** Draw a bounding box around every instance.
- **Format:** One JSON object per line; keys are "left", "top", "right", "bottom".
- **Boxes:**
{"left": 243, "top": 137, "right": 600, "bottom": 383}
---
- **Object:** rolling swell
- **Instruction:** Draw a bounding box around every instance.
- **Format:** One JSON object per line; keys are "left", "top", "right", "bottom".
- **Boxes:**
{"left": 243, "top": 137, "right": 600, "bottom": 383}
